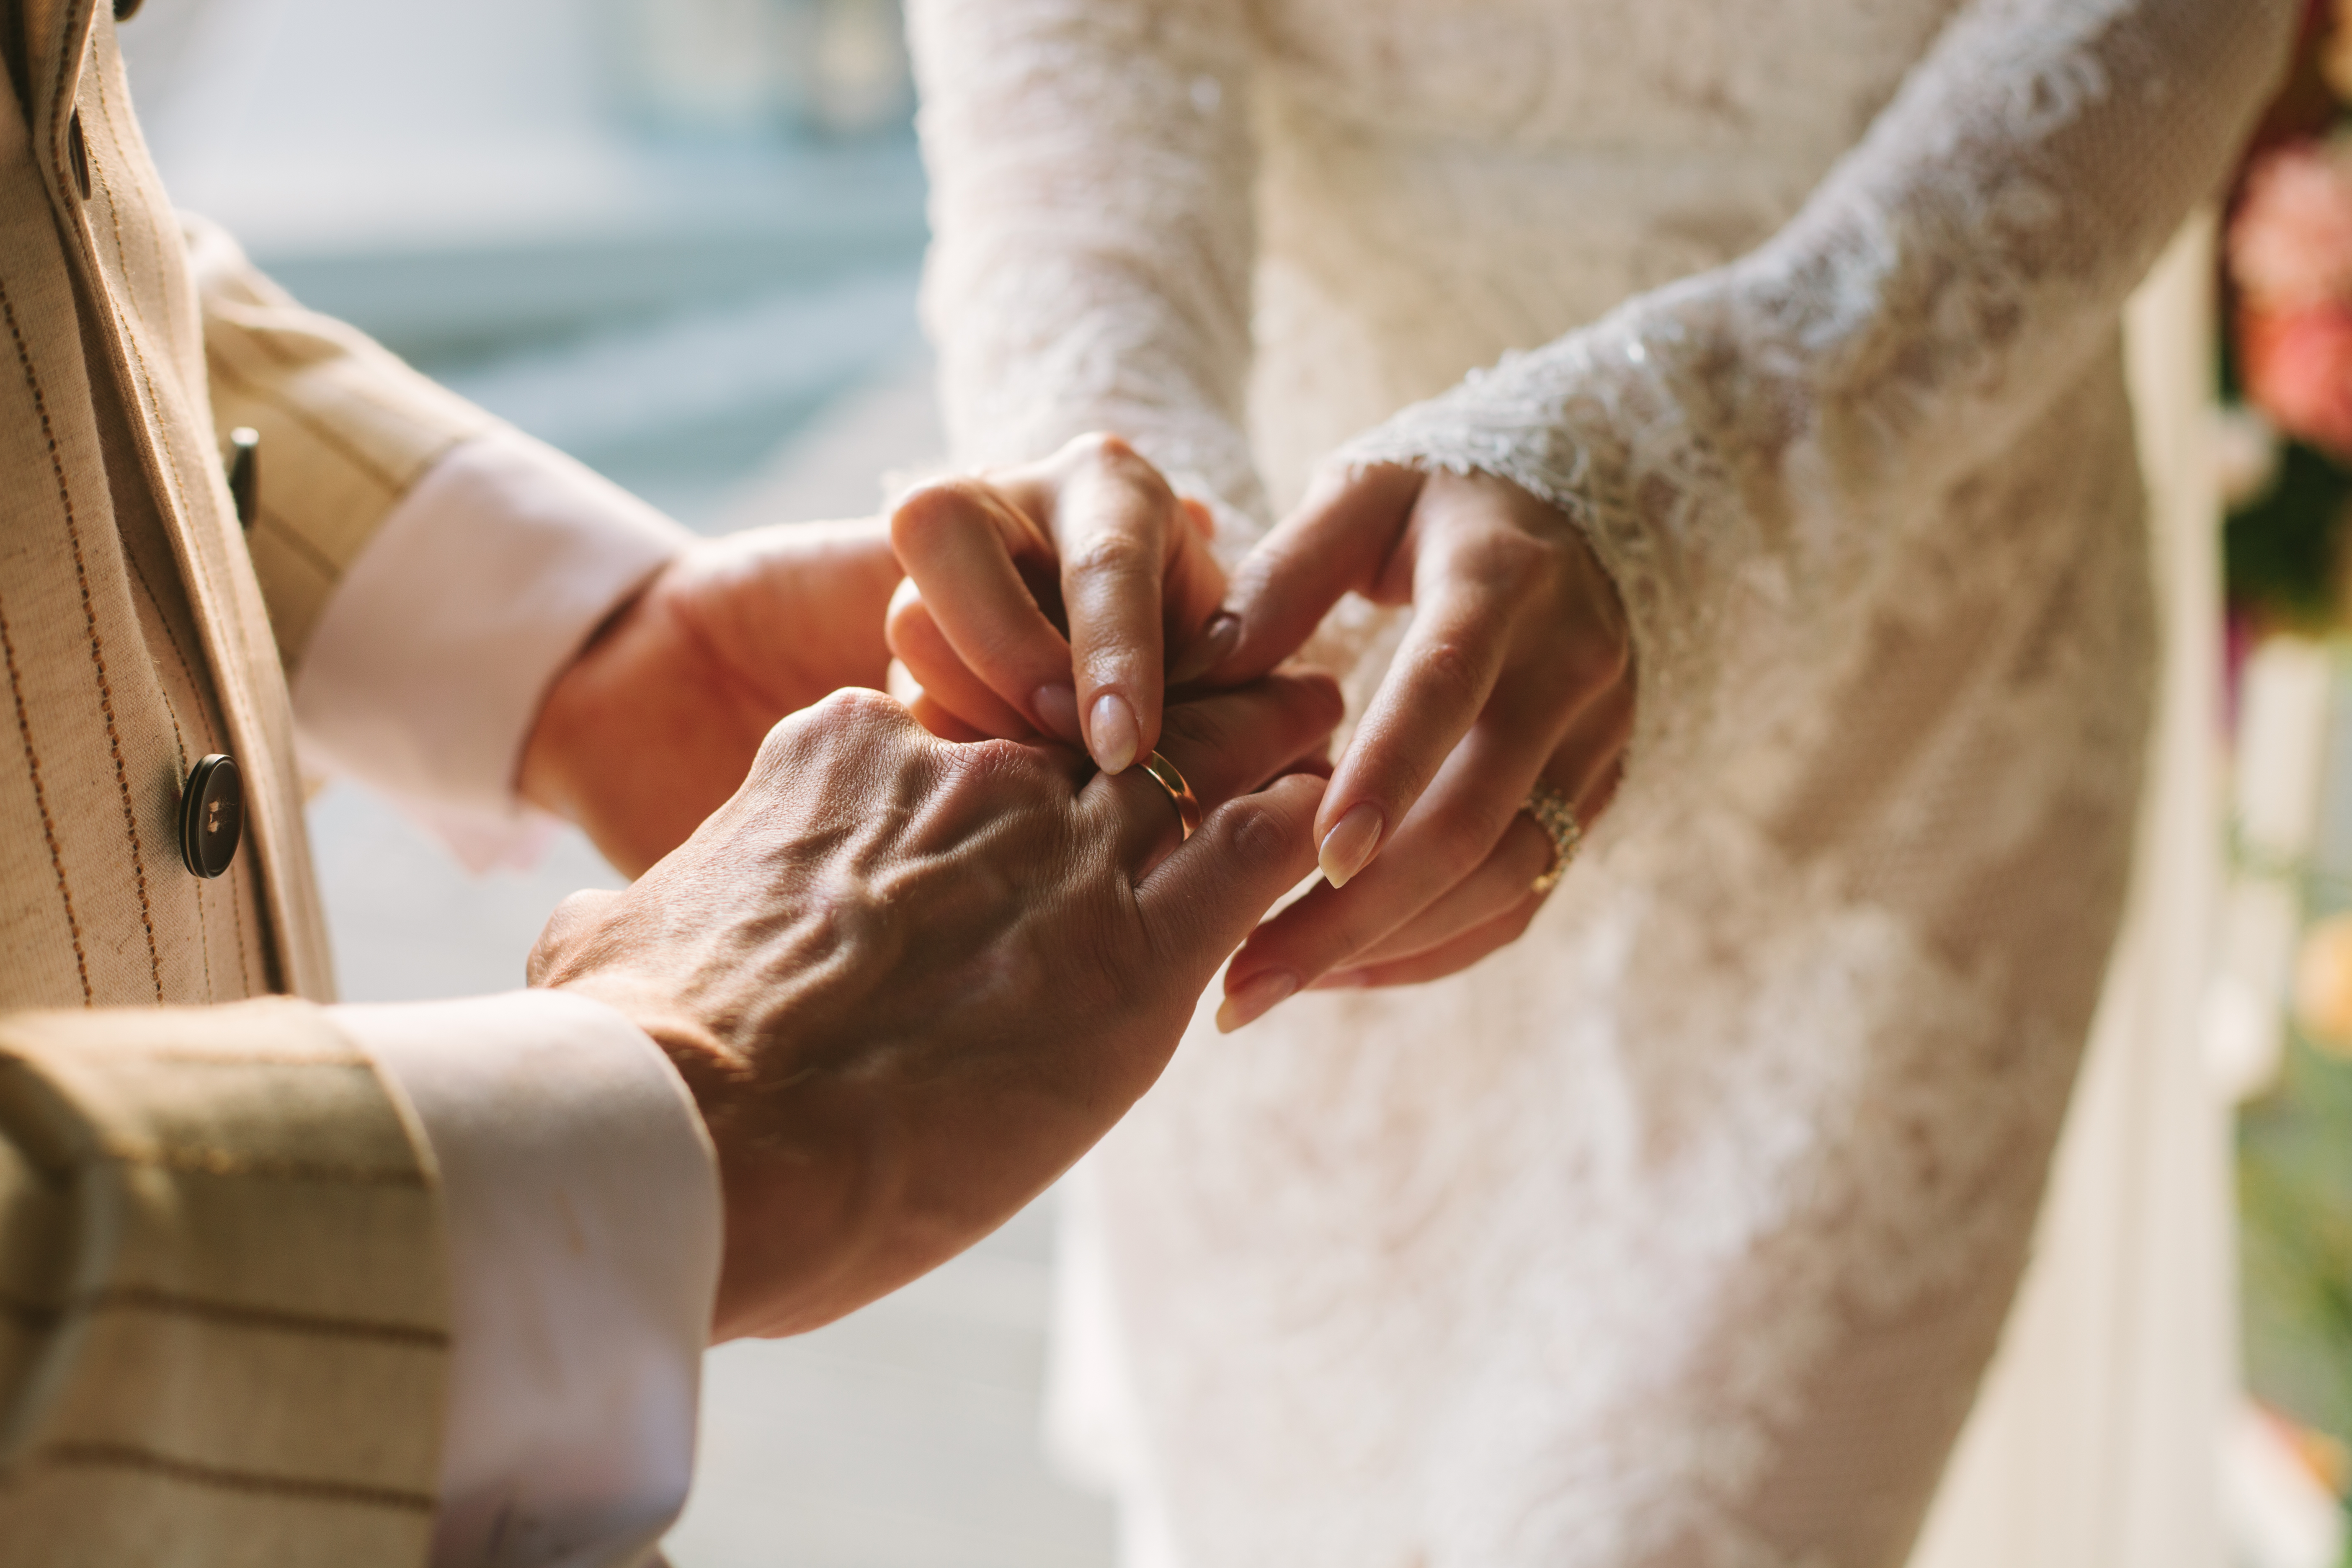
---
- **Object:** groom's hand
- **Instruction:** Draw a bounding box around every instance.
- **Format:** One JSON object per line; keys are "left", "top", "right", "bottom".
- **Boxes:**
{"left": 518, "top": 518, "right": 904, "bottom": 877}
{"left": 526, "top": 675, "right": 1340, "bottom": 1339}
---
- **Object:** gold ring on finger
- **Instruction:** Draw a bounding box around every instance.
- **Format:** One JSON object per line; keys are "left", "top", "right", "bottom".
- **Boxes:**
{"left": 1139, "top": 750, "right": 1204, "bottom": 841}
{"left": 1524, "top": 779, "right": 1582, "bottom": 895}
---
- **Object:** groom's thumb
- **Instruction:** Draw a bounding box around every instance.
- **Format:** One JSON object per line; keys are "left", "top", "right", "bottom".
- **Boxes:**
{"left": 1181, "top": 464, "right": 1424, "bottom": 686}
{"left": 1137, "top": 773, "right": 1326, "bottom": 975}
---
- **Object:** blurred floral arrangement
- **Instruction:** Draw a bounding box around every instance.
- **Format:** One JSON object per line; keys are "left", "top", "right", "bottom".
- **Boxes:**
{"left": 2228, "top": 5, "right": 2352, "bottom": 1546}
{"left": 2224, "top": 0, "right": 2352, "bottom": 630}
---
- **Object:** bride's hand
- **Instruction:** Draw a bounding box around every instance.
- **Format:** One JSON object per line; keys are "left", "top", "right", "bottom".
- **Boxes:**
{"left": 885, "top": 433, "right": 1229, "bottom": 769}
{"left": 1198, "top": 463, "right": 1633, "bottom": 1026}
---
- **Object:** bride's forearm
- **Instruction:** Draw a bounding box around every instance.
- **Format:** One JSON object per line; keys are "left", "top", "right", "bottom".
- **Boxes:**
{"left": 1339, "top": 0, "right": 2293, "bottom": 761}
{"left": 907, "top": 0, "right": 1271, "bottom": 541}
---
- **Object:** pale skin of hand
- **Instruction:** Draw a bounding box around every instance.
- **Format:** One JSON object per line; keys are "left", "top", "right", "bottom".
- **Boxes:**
{"left": 1200, "top": 464, "right": 1632, "bottom": 1024}
{"left": 889, "top": 451, "right": 1633, "bottom": 1027}
{"left": 528, "top": 679, "right": 1341, "bottom": 1338}
{"left": 519, "top": 517, "right": 905, "bottom": 877}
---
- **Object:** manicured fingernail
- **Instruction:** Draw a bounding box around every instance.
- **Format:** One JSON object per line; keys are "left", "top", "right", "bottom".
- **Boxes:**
{"left": 1317, "top": 801, "right": 1384, "bottom": 888}
{"left": 1169, "top": 611, "right": 1241, "bottom": 684}
{"left": 1090, "top": 691, "right": 1140, "bottom": 774}
{"left": 1032, "top": 683, "right": 1081, "bottom": 743}
{"left": 1216, "top": 969, "right": 1298, "bottom": 1033}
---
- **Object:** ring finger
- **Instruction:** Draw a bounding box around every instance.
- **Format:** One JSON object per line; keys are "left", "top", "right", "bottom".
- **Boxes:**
{"left": 1328, "top": 692, "right": 1629, "bottom": 968}
{"left": 1085, "top": 671, "right": 1344, "bottom": 869}
{"left": 1313, "top": 893, "right": 1545, "bottom": 991}
{"left": 1338, "top": 811, "right": 1556, "bottom": 970}
{"left": 1227, "top": 678, "right": 1576, "bottom": 985}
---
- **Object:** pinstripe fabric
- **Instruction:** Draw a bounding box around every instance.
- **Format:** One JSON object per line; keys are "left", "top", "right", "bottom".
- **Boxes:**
{"left": 189, "top": 220, "right": 495, "bottom": 670}
{"left": 0, "top": 1, "right": 498, "bottom": 1559}
{"left": 0, "top": 1002, "right": 447, "bottom": 1567}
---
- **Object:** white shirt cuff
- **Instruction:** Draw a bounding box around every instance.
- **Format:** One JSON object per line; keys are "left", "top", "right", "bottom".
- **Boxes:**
{"left": 340, "top": 989, "right": 722, "bottom": 1568}
{"left": 292, "top": 429, "right": 696, "bottom": 871}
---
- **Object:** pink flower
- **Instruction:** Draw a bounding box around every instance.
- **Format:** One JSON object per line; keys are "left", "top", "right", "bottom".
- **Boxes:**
{"left": 2242, "top": 304, "right": 2352, "bottom": 459}
{"left": 2231, "top": 140, "right": 2352, "bottom": 311}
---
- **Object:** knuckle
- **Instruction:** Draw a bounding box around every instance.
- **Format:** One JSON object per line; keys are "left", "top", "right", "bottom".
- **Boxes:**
{"left": 1219, "top": 796, "right": 1302, "bottom": 870}
{"left": 528, "top": 889, "right": 617, "bottom": 983}
{"left": 1066, "top": 531, "right": 1156, "bottom": 582}
{"left": 1411, "top": 636, "right": 1488, "bottom": 707}
{"left": 1433, "top": 799, "right": 1510, "bottom": 866}
{"left": 947, "top": 735, "right": 1055, "bottom": 794}
{"left": 819, "top": 685, "right": 904, "bottom": 725}
{"left": 890, "top": 477, "right": 992, "bottom": 549}
{"left": 763, "top": 688, "right": 909, "bottom": 765}
{"left": 1069, "top": 430, "right": 1142, "bottom": 474}
{"left": 1068, "top": 431, "right": 1174, "bottom": 502}
{"left": 1458, "top": 527, "right": 1558, "bottom": 600}
{"left": 1553, "top": 623, "right": 1632, "bottom": 699}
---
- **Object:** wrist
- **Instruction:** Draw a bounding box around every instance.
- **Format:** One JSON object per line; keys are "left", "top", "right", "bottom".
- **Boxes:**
{"left": 516, "top": 580, "right": 652, "bottom": 824}
{"left": 537, "top": 973, "right": 739, "bottom": 1112}
{"left": 531, "top": 972, "right": 881, "bottom": 1340}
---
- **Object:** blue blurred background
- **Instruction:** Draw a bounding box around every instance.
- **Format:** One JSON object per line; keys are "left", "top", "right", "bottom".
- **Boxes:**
{"left": 127, "top": 0, "right": 931, "bottom": 523}
{"left": 118, "top": 2, "right": 1112, "bottom": 1562}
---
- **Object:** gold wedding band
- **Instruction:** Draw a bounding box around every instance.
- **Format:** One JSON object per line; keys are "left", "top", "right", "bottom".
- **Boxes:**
{"left": 1525, "top": 780, "right": 1583, "bottom": 895}
{"left": 1140, "top": 750, "right": 1204, "bottom": 841}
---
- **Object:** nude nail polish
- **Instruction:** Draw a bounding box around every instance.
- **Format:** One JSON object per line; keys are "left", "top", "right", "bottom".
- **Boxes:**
{"left": 1032, "top": 683, "right": 1081, "bottom": 743}
{"left": 1317, "top": 801, "right": 1384, "bottom": 888}
{"left": 1216, "top": 969, "right": 1299, "bottom": 1033}
{"left": 1091, "top": 692, "right": 1140, "bottom": 774}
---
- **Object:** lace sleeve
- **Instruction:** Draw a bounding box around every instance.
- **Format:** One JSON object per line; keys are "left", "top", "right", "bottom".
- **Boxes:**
{"left": 905, "top": 0, "right": 1270, "bottom": 540}
{"left": 1343, "top": 0, "right": 2295, "bottom": 772}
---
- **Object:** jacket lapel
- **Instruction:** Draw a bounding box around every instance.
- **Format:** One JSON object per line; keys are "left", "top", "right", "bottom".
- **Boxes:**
{"left": 15, "top": 0, "right": 335, "bottom": 1001}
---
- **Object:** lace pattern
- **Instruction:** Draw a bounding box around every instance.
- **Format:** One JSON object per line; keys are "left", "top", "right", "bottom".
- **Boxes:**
{"left": 1344, "top": 0, "right": 2285, "bottom": 784}
{"left": 908, "top": 0, "right": 2297, "bottom": 1563}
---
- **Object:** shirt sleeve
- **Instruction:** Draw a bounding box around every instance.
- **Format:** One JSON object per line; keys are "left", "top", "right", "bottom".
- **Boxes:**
{"left": 337, "top": 989, "right": 722, "bottom": 1568}
{"left": 289, "top": 428, "right": 697, "bottom": 871}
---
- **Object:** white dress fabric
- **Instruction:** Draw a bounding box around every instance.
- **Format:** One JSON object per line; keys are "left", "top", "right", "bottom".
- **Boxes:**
{"left": 1907, "top": 218, "right": 2238, "bottom": 1568}
{"left": 908, "top": 3, "right": 2295, "bottom": 1564}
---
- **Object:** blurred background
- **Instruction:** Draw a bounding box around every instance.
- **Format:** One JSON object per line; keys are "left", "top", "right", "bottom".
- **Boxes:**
{"left": 113, "top": 0, "right": 2352, "bottom": 1563}
{"left": 117, "top": 1, "right": 1112, "bottom": 1563}
{"left": 2172, "top": 5, "right": 2352, "bottom": 1565}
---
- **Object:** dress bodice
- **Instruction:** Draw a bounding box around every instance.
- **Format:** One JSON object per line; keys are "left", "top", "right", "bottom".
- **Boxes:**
{"left": 1246, "top": 0, "right": 1962, "bottom": 161}
{"left": 903, "top": 1, "right": 2299, "bottom": 1555}
{"left": 1242, "top": 0, "right": 1969, "bottom": 510}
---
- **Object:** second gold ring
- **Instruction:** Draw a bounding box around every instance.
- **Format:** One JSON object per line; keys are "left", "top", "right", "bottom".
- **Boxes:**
{"left": 1525, "top": 779, "right": 1583, "bottom": 895}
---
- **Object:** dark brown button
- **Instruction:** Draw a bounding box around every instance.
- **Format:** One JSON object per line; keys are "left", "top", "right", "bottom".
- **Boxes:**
{"left": 115, "top": 0, "right": 144, "bottom": 19}
{"left": 66, "top": 111, "right": 89, "bottom": 200}
{"left": 179, "top": 753, "right": 242, "bottom": 879}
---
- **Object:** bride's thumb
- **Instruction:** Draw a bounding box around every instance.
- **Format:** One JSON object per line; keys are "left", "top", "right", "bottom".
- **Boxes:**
{"left": 1170, "top": 463, "right": 1424, "bottom": 687}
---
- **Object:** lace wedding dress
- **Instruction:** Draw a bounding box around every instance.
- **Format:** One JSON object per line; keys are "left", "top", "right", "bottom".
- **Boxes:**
{"left": 906, "top": 3, "right": 2295, "bottom": 1563}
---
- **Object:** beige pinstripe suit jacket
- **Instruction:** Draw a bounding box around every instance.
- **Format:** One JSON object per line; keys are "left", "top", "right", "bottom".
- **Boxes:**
{"left": 0, "top": 1, "right": 508, "bottom": 1560}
